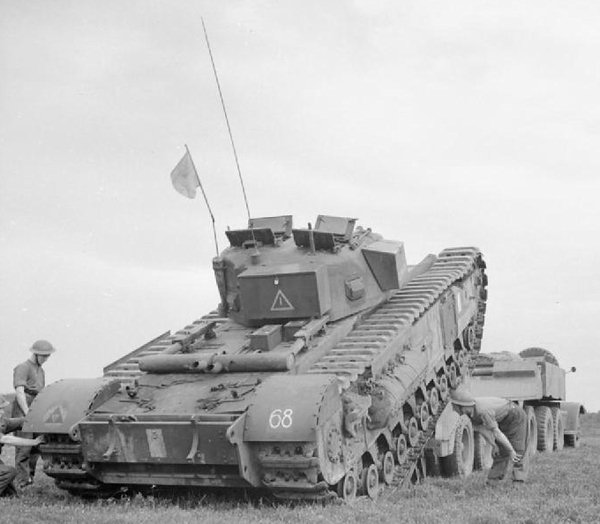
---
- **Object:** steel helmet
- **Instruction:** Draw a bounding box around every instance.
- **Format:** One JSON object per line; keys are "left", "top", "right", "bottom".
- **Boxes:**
{"left": 450, "top": 384, "right": 475, "bottom": 407}
{"left": 30, "top": 339, "right": 56, "bottom": 356}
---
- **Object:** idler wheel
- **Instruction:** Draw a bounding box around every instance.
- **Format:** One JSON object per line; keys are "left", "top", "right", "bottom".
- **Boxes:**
{"left": 361, "top": 464, "right": 379, "bottom": 500}
{"left": 429, "top": 387, "right": 440, "bottom": 415}
{"left": 405, "top": 417, "right": 420, "bottom": 448}
{"left": 336, "top": 468, "right": 357, "bottom": 501}
{"left": 381, "top": 451, "right": 395, "bottom": 485}
{"left": 395, "top": 434, "right": 408, "bottom": 465}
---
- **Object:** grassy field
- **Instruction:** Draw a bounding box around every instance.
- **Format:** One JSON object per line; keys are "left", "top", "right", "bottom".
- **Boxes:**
{"left": 1, "top": 414, "right": 599, "bottom": 524}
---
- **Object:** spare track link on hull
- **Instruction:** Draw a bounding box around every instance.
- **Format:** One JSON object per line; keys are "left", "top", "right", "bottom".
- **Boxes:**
{"left": 307, "top": 247, "right": 487, "bottom": 383}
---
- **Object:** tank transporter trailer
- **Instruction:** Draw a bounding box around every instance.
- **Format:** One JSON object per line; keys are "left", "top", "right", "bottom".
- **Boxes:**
{"left": 468, "top": 348, "right": 584, "bottom": 469}
{"left": 25, "top": 214, "right": 488, "bottom": 501}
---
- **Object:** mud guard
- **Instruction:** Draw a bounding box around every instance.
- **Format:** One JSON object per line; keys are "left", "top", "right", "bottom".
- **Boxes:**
{"left": 560, "top": 401, "right": 585, "bottom": 435}
{"left": 429, "top": 403, "right": 461, "bottom": 458}
{"left": 228, "top": 374, "right": 343, "bottom": 487}
{"left": 23, "top": 378, "right": 120, "bottom": 437}
{"left": 243, "top": 374, "right": 341, "bottom": 442}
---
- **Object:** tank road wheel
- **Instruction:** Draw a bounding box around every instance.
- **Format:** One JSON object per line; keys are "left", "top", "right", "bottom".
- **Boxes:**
{"left": 447, "top": 362, "right": 458, "bottom": 388}
{"left": 535, "top": 406, "right": 554, "bottom": 452}
{"left": 438, "top": 375, "right": 449, "bottom": 401}
{"left": 551, "top": 407, "right": 565, "bottom": 451}
{"left": 360, "top": 464, "right": 380, "bottom": 500}
{"left": 418, "top": 401, "right": 430, "bottom": 430}
{"left": 455, "top": 349, "right": 466, "bottom": 368}
{"left": 473, "top": 432, "right": 493, "bottom": 470}
{"left": 336, "top": 468, "right": 357, "bottom": 502}
{"left": 524, "top": 406, "right": 538, "bottom": 457}
{"left": 395, "top": 434, "right": 408, "bottom": 465}
{"left": 405, "top": 417, "right": 420, "bottom": 447}
{"left": 440, "top": 414, "right": 474, "bottom": 478}
{"left": 429, "top": 387, "right": 440, "bottom": 415}
{"left": 381, "top": 451, "right": 395, "bottom": 485}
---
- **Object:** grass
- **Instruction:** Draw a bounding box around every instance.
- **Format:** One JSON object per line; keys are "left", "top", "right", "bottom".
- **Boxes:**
{"left": 1, "top": 414, "right": 599, "bottom": 524}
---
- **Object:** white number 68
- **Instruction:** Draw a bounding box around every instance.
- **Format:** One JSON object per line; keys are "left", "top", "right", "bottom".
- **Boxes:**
{"left": 269, "top": 408, "right": 293, "bottom": 429}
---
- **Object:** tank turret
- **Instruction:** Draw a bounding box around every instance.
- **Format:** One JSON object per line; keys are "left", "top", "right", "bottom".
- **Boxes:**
{"left": 214, "top": 215, "right": 408, "bottom": 327}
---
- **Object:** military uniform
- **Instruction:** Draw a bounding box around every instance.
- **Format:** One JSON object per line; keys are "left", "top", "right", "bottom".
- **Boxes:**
{"left": 472, "top": 397, "right": 528, "bottom": 482}
{"left": 0, "top": 414, "right": 23, "bottom": 497}
{"left": 13, "top": 358, "right": 45, "bottom": 486}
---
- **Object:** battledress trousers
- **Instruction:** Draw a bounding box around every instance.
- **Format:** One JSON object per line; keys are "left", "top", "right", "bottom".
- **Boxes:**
{"left": 488, "top": 404, "right": 528, "bottom": 482}
{"left": 13, "top": 359, "right": 45, "bottom": 486}
{"left": 0, "top": 417, "right": 19, "bottom": 497}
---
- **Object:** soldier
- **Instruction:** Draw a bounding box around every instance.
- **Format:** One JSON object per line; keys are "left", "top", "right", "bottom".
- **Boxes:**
{"left": 0, "top": 396, "right": 43, "bottom": 497}
{"left": 13, "top": 339, "right": 55, "bottom": 488}
{"left": 450, "top": 384, "right": 528, "bottom": 483}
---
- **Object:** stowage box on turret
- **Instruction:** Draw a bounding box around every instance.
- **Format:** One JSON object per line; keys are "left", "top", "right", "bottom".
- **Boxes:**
{"left": 25, "top": 215, "right": 488, "bottom": 500}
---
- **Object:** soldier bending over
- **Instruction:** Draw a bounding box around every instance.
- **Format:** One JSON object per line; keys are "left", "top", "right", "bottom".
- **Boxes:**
{"left": 450, "top": 385, "right": 528, "bottom": 483}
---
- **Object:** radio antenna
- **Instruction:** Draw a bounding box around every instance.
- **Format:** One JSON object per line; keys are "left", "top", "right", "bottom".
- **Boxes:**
{"left": 201, "top": 17, "right": 258, "bottom": 253}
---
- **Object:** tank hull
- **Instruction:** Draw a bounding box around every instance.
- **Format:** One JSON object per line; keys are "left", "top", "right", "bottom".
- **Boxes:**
{"left": 27, "top": 245, "right": 488, "bottom": 499}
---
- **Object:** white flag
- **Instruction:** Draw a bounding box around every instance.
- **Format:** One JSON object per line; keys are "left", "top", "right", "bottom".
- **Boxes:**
{"left": 170, "top": 149, "right": 199, "bottom": 199}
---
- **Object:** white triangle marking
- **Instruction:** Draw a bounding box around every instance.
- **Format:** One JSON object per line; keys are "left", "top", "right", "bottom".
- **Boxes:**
{"left": 271, "top": 289, "right": 295, "bottom": 311}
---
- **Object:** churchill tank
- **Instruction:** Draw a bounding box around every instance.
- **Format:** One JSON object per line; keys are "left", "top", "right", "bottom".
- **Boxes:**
{"left": 26, "top": 214, "right": 487, "bottom": 500}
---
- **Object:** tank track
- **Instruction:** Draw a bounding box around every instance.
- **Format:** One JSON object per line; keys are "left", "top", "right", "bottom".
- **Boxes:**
{"left": 264, "top": 247, "right": 487, "bottom": 500}
{"left": 307, "top": 247, "right": 486, "bottom": 383}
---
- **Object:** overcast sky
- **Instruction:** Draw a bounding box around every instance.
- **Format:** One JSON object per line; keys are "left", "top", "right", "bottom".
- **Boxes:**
{"left": 1, "top": 1, "right": 599, "bottom": 410}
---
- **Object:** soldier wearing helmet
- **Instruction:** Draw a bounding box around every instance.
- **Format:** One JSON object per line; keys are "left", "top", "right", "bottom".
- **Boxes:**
{"left": 12, "top": 339, "right": 55, "bottom": 488}
{"left": 450, "top": 384, "right": 528, "bottom": 484}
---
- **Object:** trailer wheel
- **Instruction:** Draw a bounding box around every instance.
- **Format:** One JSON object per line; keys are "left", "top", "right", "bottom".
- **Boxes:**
{"left": 551, "top": 407, "right": 565, "bottom": 451}
{"left": 473, "top": 431, "right": 493, "bottom": 470}
{"left": 440, "top": 414, "right": 474, "bottom": 477}
{"left": 535, "top": 406, "right": 554, "bottom": 452}
{"left": 524, "top": 406, "right": 537, "bottom": 457}
{"left": 519, "top": 347, "right": 560, "bottom": 367}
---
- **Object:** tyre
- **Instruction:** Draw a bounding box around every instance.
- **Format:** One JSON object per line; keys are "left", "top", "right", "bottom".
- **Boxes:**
{"left": 473, "top": 431, "right": 493, "bottom": 470}
{"left": 551, "top": 407, "right": 565, "bottom": 451}
{"left": 535, "top": 406, "right": 554, "bottom": 452}
{"left": 524, "top": 405, "right": 537, "bottom": 457}
{"left": 440, "top": 414, "right": 474, "bottom": 477}
{"left": 519, "top": 347, "right": 560, "bottom": 366}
